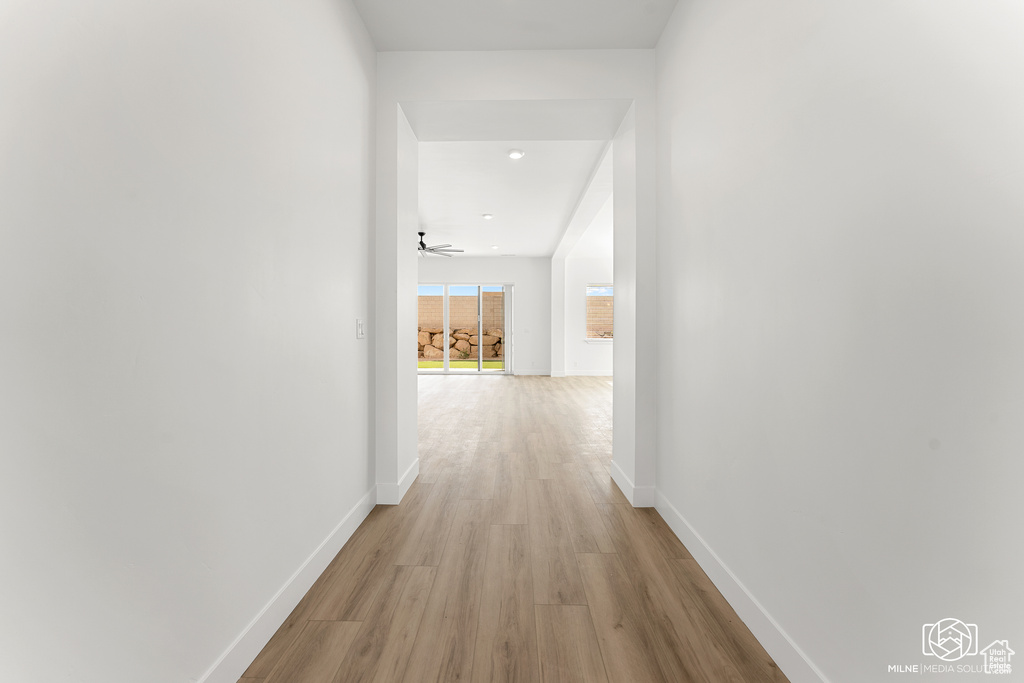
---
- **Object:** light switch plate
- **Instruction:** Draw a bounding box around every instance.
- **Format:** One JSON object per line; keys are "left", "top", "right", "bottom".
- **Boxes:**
{"left": 356, "top": 319, "right": 366, "bottom": 339}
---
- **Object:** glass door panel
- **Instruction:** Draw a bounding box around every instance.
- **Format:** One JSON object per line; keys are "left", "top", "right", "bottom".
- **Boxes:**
{"left": 417, "top": 284, "right": 445, "bottom": 372}
{"left": 448, "top": 285, "right": 480, "bottom": 371}
{"left": 480, "top": 286, "right": 506, "bottom": 372}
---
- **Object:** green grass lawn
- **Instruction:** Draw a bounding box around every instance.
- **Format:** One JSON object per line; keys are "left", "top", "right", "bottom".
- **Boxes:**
{"left": 418, "top": 360, "right": 505, "bottom": 370}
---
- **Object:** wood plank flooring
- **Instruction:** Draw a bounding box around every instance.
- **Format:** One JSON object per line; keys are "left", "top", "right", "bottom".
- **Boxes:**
{"left": 240, "top": 375, "right": 788, "bottom": 683}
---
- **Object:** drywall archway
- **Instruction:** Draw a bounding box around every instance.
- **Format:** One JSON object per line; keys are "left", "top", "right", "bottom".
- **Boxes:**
{"left": 374, "top": 50, "right": 658, "bottom": 505}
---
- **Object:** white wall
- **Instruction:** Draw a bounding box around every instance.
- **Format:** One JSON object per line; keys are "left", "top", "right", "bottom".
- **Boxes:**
{"left": 550, "top": 144, "right": 613, "bottom": 379}
{"left": 419, "top": 257, "right": 552, "bottom": 375}
{"left": 564, "top": 258, "right": 614, "bottom": 376}
{"left": 563, "top": 200, "right": 614, "bottom": 376}
{"left": 655, "top": 2, "right": 1024, "bottom": 681}
{"left": 610, "top": 103, "right": 656, "bottom": 505}
{"left": 551, "top": 257, "right": 567, "bottom": 377}
{"left": 0, "top": 2, "right": 376, "bottom": 681}
{"left": 374, "top": 107, "right": 420, "bottom": 504}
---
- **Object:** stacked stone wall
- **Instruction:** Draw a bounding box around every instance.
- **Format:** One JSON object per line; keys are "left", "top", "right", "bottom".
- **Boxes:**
{"left": 417, "top": 325, "right": 505, "bottom": 360}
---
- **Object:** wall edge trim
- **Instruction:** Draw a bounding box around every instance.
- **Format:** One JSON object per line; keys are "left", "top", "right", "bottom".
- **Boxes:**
{"left": 398, "top": 457, "right": 420, "bottom": 501}
{"left": 609, "top": 458, "right": 633, "bottom": 503}
{"left": 197, "top": 486, "right": 377, "bottom": 683}
{"left": 378, "top": 456, "right": 419, "bottom": 504}
{"left": 611, "top": 459, "right": 655, "bottom": 507}
{"left": 654, "top": 490, "right": 829, "bottom": 683}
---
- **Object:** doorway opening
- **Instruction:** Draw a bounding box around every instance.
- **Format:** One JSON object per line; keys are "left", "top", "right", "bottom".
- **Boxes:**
{"left": 378, "top": 86, "right": 650, "bottom": 507}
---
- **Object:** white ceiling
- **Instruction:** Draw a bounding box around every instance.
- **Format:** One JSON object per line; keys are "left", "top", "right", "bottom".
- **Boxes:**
{"left": 418, "top": 140, "right": 608, "bottom": 258}
{"left": 568, "top": 197, "right": 614, "bottom": 260}
{"left": 358, "top": 1, "right": 674, "bottom": 262}
{"left": 413, "top": 100, "right": 622, "bottom": 259}
{"left": 403, "top": 99, "right": 634, "bottom": 142}
{"left": 552, "top": 144, "right": 613, "bottom": 259}
{"left": 352, "top": 0, "right": 679, "bottom": 51}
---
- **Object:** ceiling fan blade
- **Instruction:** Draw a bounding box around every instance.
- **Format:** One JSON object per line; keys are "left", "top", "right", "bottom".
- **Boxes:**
{"left": 417, "top": 231, "right": 461, "bottom": 256}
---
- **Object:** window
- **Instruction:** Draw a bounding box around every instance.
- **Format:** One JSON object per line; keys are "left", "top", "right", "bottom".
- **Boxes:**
{"left": 586, "top": 285, "right": 613, "bottom": 339}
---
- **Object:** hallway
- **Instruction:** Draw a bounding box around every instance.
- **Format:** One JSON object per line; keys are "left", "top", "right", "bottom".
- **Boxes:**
{"left": 240, "top": 376, "right": 787, "bottom": 682}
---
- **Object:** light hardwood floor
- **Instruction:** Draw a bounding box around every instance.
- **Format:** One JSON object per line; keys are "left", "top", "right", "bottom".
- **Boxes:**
{"left": 240, "top": 375, "right": 788, "bottom": 683}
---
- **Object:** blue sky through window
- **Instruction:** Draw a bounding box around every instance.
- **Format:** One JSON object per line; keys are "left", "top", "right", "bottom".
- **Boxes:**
{"left": 587, "top": 286, "right": 613, "bottom": 296}
{"left": 418, "top": 285, "right": 503, "bottom": 296}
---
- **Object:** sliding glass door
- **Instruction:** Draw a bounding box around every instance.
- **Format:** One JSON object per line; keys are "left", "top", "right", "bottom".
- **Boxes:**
{"left": 417, "top": 284, "right": 511, "bottom": 374}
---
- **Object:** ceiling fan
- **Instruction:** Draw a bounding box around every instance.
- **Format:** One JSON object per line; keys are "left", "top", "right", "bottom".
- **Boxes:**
{"left": 418, "top": 231, "right": 463, "bottom": 257}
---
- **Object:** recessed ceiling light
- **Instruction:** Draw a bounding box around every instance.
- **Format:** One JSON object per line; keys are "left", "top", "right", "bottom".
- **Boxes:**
{"left": 508, "top": 149, "right": 525, "bottom": 160}
{"left": 482, "top": 213, "right": 493, "bottom": 220}
{"left": 491, "top": 245, "right": 499, "bottom": 249}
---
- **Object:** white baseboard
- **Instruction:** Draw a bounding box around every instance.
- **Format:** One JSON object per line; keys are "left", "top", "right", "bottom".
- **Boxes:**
{"left": 550, "top": 370, "right": 567, "bottom": 377}
{"left": 609, "top": 460, "right": 656, "bottom": 507}
{"left": 377, "top": 457, "right": 419, "bottom": 505}
{"left": 399, "top": 457, "right": 419, "bottom": 500}
{"left": 198, "top": 487, "right": 377, "bottom": 683}
{"left": 514, "top": 369, "right": 551, "bottom": 376}
{"left": 633, "top": 484, "right": 656, "bottom": 507}
{"left": 654, "top": 491, "right": 828, "bottom": 683}
{"left": 609, "top": 459, "right": 632, "bottom": 502}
